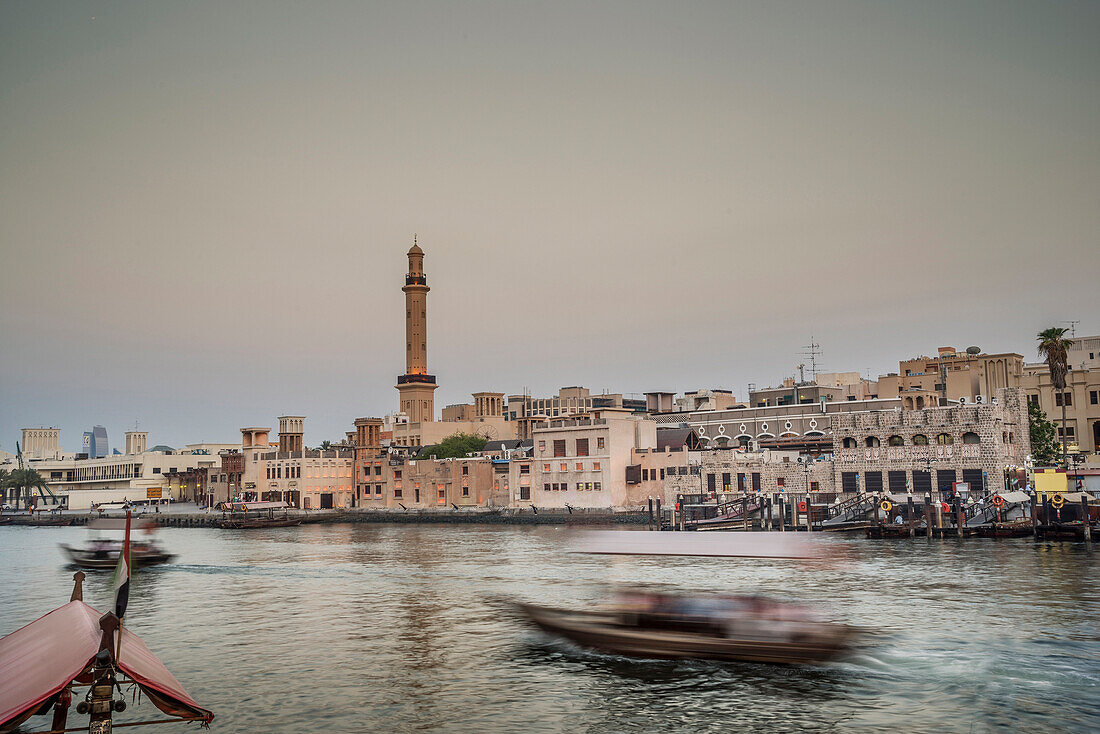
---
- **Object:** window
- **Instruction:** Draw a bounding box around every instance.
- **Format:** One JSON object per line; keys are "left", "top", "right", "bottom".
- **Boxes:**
{"left": 1058, "top": 426, "right": 1076, "bottom": 439}
{"left": 597, "top": 437, "right": 605, "bottom": 450}
{"left": 1055, "top": 392, "right": 1072, "bottom": 407}
{"left": 573, "top": 462, "right": 582, "bottom": 471}
{"left": 560, "top": 463, "right": 568, "bottom": 472}
{"left": 538, "top": 441, "right": 546, "bottom": 452}
{"left": 887, "top": 435, "right": 904, "bottom": 446}
{"left": 777, "top": 478, "right": 785, "bottom": 487}
{"left": 810, "top": 481, "right": 819, "bottom": 492}
{"left": 544, "top": 483, "right": 551, "bottom": 491}
{"left": 576, "top": 438, "right": 589, "bottom": 456}
{"left": 912, "top": 434, "right": 929, "bottom": 445}
{"left": 375, "top": 485, "right": 383, "bottom": 495}
{"left": 936, "top": 433, "right": 953, "bottom": 445}
{"left": 543, "top": 463, "right": 551, "bottom": 472}
{"left": 394, "top": 470, "right": 402, "bottom": 479}
{"left": 553, "top": 440, "right": 566, "bottom": 457}
{"left": 152, "top": 467, "right": 160, "bottom": 474}
{"left": 394, "top": 488, "right": 403, "bottom": 499}
{"left": 1091, "top": 390, "right": 1098, "bottom": 405}
{"left": 520, "top": 464, "right": 530, "bottom": 474}
{"left": 552, "top": 483, "right": 559, "bottom": 491}
{"left": 462, "top": 486, "right": 469, "bottom": 497}
{"left": 437, "top": 488, "right": 446, "bottom": 499}
{"left": 462, "top": 465, "right": 469, "bottom": 476}
{"left": 594, "top": 482, "right": 602, "bottom": 491}
{"left": 962, "top": 432, "right": 980, "bottom": 444}
{"left": 593, "top": 462, "right": 600, "bottom": 471}
{"left": 1028, "top": 394, "right": 1040, "bottom": 407}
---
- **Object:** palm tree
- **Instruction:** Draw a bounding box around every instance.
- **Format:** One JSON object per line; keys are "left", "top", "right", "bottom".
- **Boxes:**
{"left": 319, "top": 441, "right": 333, "bottom": 451}
{"left": 2, "top": 467, "right": 51, "bottom": 510}
{"left": 1037, "top": 326, "right": 1073, "bottom": 466}
{"left": 0, "top": 468, "right": 9, "bottom": 507}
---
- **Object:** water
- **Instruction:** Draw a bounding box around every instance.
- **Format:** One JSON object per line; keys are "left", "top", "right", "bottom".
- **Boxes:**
{"left": 1, "top": 524, "right": 1097, "bottom": 733}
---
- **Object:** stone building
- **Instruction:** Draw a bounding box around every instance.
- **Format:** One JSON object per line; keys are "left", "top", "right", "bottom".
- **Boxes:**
{"left": 831, "top": 387, "right": 1029, "bottom": 495}
{"left": 21, "top": 428, "right": 62, "bottom": 459}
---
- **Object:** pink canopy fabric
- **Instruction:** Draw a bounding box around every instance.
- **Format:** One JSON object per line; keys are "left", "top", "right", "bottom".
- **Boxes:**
{"left": 0, "top": 601, "right": 213, "bottom": 732}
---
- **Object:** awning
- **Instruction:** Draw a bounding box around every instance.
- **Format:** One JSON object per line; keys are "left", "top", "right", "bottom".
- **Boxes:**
{"left": 0, "top": 601, "right": 213, "bottom": 732}
{"left": 994, "top": 491, "right": 1031, "bottom": 504}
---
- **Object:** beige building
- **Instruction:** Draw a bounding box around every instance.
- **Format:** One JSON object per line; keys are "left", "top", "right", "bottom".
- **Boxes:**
{"left": 508, "top": 409, "right": 657, "bottom": 509}
{"left": 877, "top": 346, "right": 1024, "bottom": 408}
{"left": 506, "top": 387, "right": 646, "bottom": 439}
{"left": 124, "top": 431, "right": 147, "bottom": 455}
{"left": 20, "top": 428, "right": 62, "bottom": 459}
{"left": 1021, "top": 334, "right": 1100, "bottom": 455}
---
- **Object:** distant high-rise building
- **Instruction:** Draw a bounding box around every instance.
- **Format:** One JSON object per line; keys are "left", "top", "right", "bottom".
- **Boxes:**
{"left": 81, "top": 431, "right": 93, "bottom": 457}
{"left": 89, "top": 425, "right": 109, "bottom": 458}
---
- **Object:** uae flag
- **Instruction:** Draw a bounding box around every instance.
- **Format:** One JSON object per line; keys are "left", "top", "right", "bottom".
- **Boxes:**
{"left": 111, "top": 510, "right": 132, "bottom": 620}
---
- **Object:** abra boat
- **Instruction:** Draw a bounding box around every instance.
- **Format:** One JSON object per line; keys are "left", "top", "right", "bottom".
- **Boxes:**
{"left": 519, "top": 592, "right": 858, "bottom": 665}
{"left": 216, "top": 500, "right": 302, "bottom": 528}
{"left": 60, "top": 518, "right": 175, "bottom": 570}
{"left": 0, "top": 573, "right": 213, "bottom": 732}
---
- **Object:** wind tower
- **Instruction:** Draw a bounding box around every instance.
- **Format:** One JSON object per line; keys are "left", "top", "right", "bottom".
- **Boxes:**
{"left": 396, "top": 237, "right": 438, "bottom": 423}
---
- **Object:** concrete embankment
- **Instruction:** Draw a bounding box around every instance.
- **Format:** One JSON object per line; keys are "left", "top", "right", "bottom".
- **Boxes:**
{"left": 39, "top": 508, "right": 651, "bottom": 528}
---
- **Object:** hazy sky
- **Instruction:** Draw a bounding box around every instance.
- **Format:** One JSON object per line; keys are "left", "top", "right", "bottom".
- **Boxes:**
{"left": 1, "top": 1, "right": 1098, "bottom": 450}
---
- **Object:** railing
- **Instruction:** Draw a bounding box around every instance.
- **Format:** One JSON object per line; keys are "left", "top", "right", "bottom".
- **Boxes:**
{"left": 864, "top": 447, "right": 881, "bottom": 460}
{"left": 961, "top": 444, "right": 980, "bottom": 459}
{"left": 840, "top": 449, "right": 858, "bottom": 461}
{"left": 887, "top": 446, "right": 905, "bottom": 461}
{"left": 935, "top": 445, "right": 954, "bottom": 459}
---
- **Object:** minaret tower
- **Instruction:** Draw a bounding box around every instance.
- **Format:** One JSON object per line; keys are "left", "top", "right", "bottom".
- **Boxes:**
{"left": 396, "top": 237, "right": 438, "bottom": 423}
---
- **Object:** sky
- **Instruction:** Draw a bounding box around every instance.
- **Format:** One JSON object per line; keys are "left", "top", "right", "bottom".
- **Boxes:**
{"left": 1, "top": 0, "right": 1098, "bottom": 451}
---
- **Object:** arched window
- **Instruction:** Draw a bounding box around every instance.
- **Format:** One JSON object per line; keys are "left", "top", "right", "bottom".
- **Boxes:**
{"left": 865, "top": 437, "right": 881, "bottom": 447}
{"left": 912, "top": 434, "right": 929, "bottom": 445}
{"left": 842, "top": 437, "right": 857, "bottom": 448}
{"left": 936, "top": 433, "right": 953, "bottom": 445}
{"left": 1008, "top": 432, "right": 1014, "bottom": 444}
{"left": 887, "top": 435, "right": 904, "bottom": 446}
{"left": 962, "top": 432, "right": 980, "bottom": 444}
{"left": 916, "top": 396, "right": 926, "bottom": 409}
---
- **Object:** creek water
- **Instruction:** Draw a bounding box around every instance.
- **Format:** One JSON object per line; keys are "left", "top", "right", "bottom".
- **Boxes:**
{"left": 1, "top": 524, "right": 1097, "bottom": 733}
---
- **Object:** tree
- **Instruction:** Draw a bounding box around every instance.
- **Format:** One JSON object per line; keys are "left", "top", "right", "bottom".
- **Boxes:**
{"left": 2, "top": 467, "right": 51, "bottom": 509}
{"left": 416, "top": 433, "right": 487, "bottom": 460}
{"left": 1037, "top": 327, "right": 1073, "bottom": 466}
{"left": 1028, "top": 400, "right": 1060, "bottom": 467}
{"left": 319, "top": 441, "right": 333, "bottom": 451}
{"left": 0, "top": 468, "right": 8, "bottom": 506}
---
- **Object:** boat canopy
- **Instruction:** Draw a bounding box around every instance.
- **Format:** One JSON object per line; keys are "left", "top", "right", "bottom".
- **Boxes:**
{"left": 573, "top": 530, "right": 823, "bottom": 559}
{"left": 87, "top": 518, "right": 159, "bottom": 531}
{"left": 993, "top": 491, "right": 1031, "bottom": 504}
{"left": 226, "top": 501, "right": 289, "bottom": 511}
{"left": 0, "top": 601, "right": 213, "bottom": 732}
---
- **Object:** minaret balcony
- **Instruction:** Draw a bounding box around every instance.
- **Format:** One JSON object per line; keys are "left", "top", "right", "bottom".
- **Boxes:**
{"left": 398, "top": 374, "right": 437, "bottom": 385}
{"left": 405, "top": 275, "right": 427, "bottom": 286}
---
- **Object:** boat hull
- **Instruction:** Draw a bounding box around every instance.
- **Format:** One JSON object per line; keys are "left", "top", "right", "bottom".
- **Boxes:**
{"left": 519, "top": 603, "right": 856, "bottom": 665}
{"left": 215, "top": 518, "right": 302, "bottom": 529}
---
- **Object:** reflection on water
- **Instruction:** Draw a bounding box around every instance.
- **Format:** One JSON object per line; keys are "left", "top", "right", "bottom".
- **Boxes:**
{"left": 0, "top": 525, "right": 1096, "bottom": 733}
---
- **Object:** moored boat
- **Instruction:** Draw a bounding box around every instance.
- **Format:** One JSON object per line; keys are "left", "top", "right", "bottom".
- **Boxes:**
{"left": 216, "top": 500, "right": 302, "bottom": 528}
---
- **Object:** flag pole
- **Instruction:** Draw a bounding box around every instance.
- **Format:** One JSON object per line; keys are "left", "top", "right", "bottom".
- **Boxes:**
{"left": 114, "top": 509, "right": 132, "bottom": 661}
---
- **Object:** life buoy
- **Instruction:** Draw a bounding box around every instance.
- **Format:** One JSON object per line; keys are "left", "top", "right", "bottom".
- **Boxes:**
{"left": 797, "top": 501, "right": 808, "bottom": 513}
{"left": 880, "top": 500, "right": 893, "bottom": 512}
{"left": 992, "top": 495, "right": 1005, "bottom": 508}
{"left": 940, "top": 502, "right": 951, "bottom": 514}
{"left": 1051, "top": 494, "right": 1065, "bottom": 509}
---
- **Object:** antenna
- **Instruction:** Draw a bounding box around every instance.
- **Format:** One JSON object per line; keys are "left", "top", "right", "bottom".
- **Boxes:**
{"left": 1062, "top": 320, "right": 1080, "bottom": 338}
{"left": 797, "top": 363, "right": 806, "bottom": 383}
{"left": 800, "top": 337, "right": 821, "bottom": 381}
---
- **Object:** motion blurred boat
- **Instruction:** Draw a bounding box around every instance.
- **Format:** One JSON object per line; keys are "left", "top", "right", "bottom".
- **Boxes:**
{"left": 518, "top": 530, "right": 860, "bottom": 665}
{"left": 216, "top": 500, "right": 302, "bottom": 528}
{"left": 520, "top": 592, "right": 857, "bottom": 665}
{"left": 60, "top": 518, "right": 175, "bottom": 569}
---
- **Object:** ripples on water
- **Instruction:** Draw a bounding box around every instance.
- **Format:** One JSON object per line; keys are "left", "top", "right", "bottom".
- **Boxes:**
{"left": 1, "top": 525, "right": 1097, "bottom": 733}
